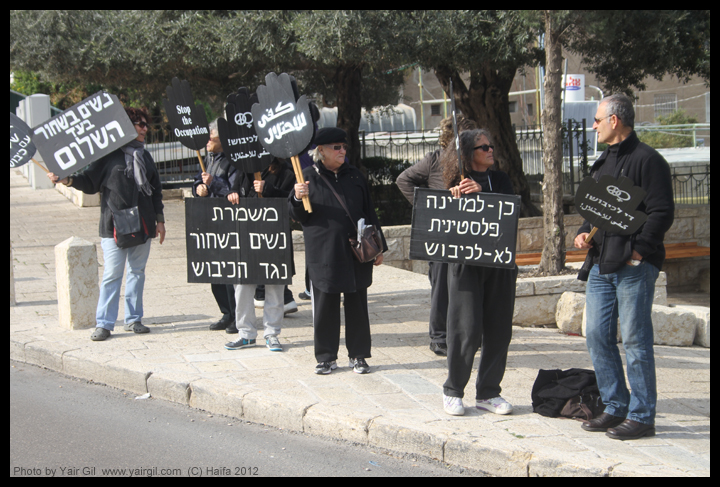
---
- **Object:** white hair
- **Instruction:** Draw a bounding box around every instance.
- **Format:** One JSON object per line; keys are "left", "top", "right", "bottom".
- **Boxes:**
{"left": 308, "top": 146, "right": 323, "bottom": 162}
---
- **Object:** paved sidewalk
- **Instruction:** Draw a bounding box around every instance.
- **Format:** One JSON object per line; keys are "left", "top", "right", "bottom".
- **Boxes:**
{"left": 10, "top": 169, "right": 710, "bottom": 476}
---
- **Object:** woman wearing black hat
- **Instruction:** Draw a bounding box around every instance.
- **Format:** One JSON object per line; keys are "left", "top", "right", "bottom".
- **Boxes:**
{"left": 289, "top": 127, "right": 387, "bottom": 375}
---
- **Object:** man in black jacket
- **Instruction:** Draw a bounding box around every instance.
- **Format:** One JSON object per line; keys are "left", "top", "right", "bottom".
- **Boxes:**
{"left": 574, "top": 94, "right": 674, "bottom": 440}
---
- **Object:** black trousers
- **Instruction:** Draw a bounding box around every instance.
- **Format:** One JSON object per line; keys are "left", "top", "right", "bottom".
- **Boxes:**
{"left": 443, "top": 263, "right": 517, "bottom": 400}
{"left": 428, "top": 261, "right": 449, "bottom": 345}
{"left": 211, "top": 283, "right": 236, "bottom": 320}
{"left": 312, "top": 284, "right": 371, "bottom": 362}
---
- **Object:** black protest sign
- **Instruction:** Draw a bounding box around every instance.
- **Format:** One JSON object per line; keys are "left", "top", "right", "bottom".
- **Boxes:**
{"left": 162, "top": 77, "right": 210, "bottom": 151}
{"left": 409, "top": 188, "right": 521, "bottom": 269}
{"left": 10, "top": 113, "right": 37, "bottom": 168}
{"left": 32, "top": 92, "right": 136, "bottom": 179}
{"left": 251, "top": 72, "right": 314, "bottom": 159}
{"left": 575, "top": 175, "right": 648, "bottom": 235}
{"left": 185, "top": 198, "right": 292, "bottom": 285}
{"left": 217, "top": 87, "right": 273, "bottom": 173}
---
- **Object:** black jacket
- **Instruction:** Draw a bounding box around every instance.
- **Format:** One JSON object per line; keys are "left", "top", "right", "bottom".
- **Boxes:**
{"left": 233, "top": 159, "right": 296, "bottom": 199}
{"left": 289, "top": 161, "right": 388, "bottom": 294}
{"left": 577, "top": 131, "right": 674, "bottom": 275}
{"left": 69, "top": 148, "right": 164, "bottom": 239}
{"left": 192, "top": 151, "right": 237, "bottom": 198}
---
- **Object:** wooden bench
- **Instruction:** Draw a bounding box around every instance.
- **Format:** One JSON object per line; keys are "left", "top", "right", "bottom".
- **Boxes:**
{"left": 515, "top": 242, "right": 710, "bottom": 267}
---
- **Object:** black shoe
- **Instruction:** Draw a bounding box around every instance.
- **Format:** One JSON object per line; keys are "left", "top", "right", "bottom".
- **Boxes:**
{"left": 209, "top": 317, "right": 232, "bottom": 330}
{"left": 606, "top": 419, "right": 656, "bottom": 440}
{"left": 430, "top": 342, "right": 447, "bottom": 356}
{"left": 298, "top": 291, "right": 311, "bottom": 301}
{"left": 225, "top": 322, "right": 238, "bottom": 334}
{"left": 581, "top": 412, "right": 626, "bottom": 432}
{"left": 124, "top": 322, "right": 149, "bottom": 333}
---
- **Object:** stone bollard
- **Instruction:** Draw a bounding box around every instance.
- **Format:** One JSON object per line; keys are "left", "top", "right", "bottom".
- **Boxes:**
{"left": 55, "top": 237, "right": 99, "bottom": 330}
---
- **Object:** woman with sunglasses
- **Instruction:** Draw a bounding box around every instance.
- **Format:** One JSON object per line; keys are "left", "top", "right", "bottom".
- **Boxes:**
{"left": 289, "top": 127, "right": 387, "bottom": 375}
{"left": 46, "top": 107, "right": 165, "bottom": 341}
{"left": 439, "top": 129, "right": 518, "bottom": 417}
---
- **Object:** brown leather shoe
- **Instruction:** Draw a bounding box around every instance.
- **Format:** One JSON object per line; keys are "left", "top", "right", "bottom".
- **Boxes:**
{"left": 606, "top": 419, "right": 656, "bottom": 440}
{"left": 581, "top": 412, "right": 625, "bottom": 432}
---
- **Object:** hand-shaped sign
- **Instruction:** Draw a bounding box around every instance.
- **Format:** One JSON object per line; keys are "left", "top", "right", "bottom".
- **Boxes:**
{"left": 10, "top": 113, "right": 37, "bottom": 168}
{"left": 251, "top": 72, "right": 314, "bottom": 160}
{"left": 575, "top": 175, "right": 648, "bottom": 237}
{"left": 162, "top": 77, "right": 210, "bottom": 152}
{"left": 217, "top": 87, "right": 272, "bottom": 174}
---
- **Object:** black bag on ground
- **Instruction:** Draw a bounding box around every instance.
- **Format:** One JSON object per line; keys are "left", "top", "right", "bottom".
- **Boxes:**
{"left": 531, "top": 368, "right": 606, "bottom": 421}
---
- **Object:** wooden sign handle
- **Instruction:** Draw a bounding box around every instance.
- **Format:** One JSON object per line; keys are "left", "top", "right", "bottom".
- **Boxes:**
{"left": 31, "top": 158, "right": 49, "bottom": 173}
{"left": 291, "top": 156, "right": 312, "bottom": 213}
{"left": 195, "top": 150, "right": 206, "bottom": 173}
{"left": 254, "top": 172, "right": 263, "bottom": 198}
{"left": 585, "top": 227, "right": 598, "bottom": 244}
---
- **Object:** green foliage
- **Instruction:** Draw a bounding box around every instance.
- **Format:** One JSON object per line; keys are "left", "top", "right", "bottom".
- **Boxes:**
{"left": 637, "top": 110, "right": 700, "bottom": 149}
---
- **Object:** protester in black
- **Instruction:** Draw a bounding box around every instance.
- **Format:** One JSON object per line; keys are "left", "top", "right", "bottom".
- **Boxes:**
{"left": 289, "top": 128, "right": 387, "bottom": 375}
{"left": 193, "top": 121, "right": 238, "bottom": 332}
{"left": 396, "top": 116, "right": 477, "bottom": 356}
{"left": 439, "top": 129, "right": 517, "bottom": 416}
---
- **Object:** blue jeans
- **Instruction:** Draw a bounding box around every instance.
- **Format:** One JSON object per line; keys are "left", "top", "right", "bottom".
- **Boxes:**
{"left": 585, "top": 262, "right": 659, "bottom": 425}
{"left": 96, "top": 238, "right": 152, "bottom": 330}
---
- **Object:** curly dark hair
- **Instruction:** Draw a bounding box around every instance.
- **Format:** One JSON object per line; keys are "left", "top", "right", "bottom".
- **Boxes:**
{"left": 125, "top": 107, "right": 151, "bottom": 125}
{"left": 441, "top": 128, "right": 493, "bottom": 188}
{"left": 437, "top": 115, "right": 478, "bottom": 149}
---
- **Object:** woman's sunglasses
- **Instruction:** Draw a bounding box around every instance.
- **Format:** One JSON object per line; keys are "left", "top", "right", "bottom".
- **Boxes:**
{"left": 474, "top": 144, "right": 494, "bottom": 152}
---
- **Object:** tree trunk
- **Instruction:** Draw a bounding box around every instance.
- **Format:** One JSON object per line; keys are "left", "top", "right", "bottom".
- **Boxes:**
{"left": 332, "top": 63, "right": 364, "bottom": 172}
{"left": 434, "top": 66, "right": 541, "bottom": 218}
{"left": 537, "top": 11, "right": 566, "bottom": 275}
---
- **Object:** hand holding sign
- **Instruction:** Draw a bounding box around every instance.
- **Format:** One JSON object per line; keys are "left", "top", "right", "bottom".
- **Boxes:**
{"left": 252, "top": 73, "right": 315, "bottom": 212}
{"left": 10, "top": 113, "right": 43, "bottom": 171}
{"left": 162, "top": 77, "right": 210, "bottom": 172}
{"left": 575, "top": 175, "right": 648, "bottom": 243}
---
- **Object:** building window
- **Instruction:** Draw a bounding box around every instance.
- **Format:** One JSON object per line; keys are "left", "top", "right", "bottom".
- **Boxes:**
{"left": 431, "top": 104, "right": 441, "bottom": 116}
{"left": 509, "top": 101, "right": 518, "bottom": 113}
{"left": 654, "top": 94, "right": 677, "bottom": 119}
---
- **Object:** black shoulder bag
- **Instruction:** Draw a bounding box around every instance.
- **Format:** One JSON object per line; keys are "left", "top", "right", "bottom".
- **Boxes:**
{"left": 107, "top": 186, "right": 149, "bottom": 249}
{"left": 314, "top": 169, "right": 383, "bottom": 263}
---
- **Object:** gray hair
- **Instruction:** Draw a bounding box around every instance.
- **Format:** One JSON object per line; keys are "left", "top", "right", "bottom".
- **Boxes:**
{"left": 209, "top": 119, "right": 219, "bottom": 136}
{"left": 308, "top": 146, "right": 323, "bottom": 162}
{"left": 601, "top": 94, "right": 635, "bottom": 129}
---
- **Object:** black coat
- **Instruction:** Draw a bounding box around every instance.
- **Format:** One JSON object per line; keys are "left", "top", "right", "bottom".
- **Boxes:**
{"left": 192, "top": 151, "right": 237, "bottom": 198}
{"left": 577, "top": 131, "right": 674, "bottom": 274}
{"left": 69, "top": 148, "right": 164, "bottom": 239}
{"left": 289, "top": 161, "right": 388, "bottom": 294}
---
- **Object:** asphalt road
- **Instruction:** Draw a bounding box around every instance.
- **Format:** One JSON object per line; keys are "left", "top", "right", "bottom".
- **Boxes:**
{"left": 10, "top": 361, "right": 485, "bottom": 477}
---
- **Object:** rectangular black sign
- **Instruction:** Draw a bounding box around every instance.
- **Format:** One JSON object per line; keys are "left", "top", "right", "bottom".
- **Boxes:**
{"left": 32, "top": 91, "right": 137, "bottom": 179}
{"left": 409, "top": 188, "right": 521, "bottom": 269}
{"left": 185, "top": 198, "right": 292, "bottom": 285}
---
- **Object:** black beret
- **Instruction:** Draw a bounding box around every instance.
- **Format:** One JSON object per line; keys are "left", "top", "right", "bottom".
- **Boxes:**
{"left": 313, "top": 127, "right": 347, "bottom": 145}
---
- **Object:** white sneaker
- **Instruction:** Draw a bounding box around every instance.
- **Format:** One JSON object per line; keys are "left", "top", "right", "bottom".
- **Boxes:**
{"left": 476, "top": 396, "right": 513, "bottom": 415}
{"left": 443, "top": 394, "right": 465, "bottom": 416}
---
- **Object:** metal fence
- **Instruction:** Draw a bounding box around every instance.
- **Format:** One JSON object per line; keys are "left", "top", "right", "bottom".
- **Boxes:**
{"left": 149, "top": 119, "right": 710, "bottom": 206}
{"left": 145, "top": 122, "right": 203, "bottom": 185}
{"left": 671, "top": 165, "right": 710, "bottom": 205}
